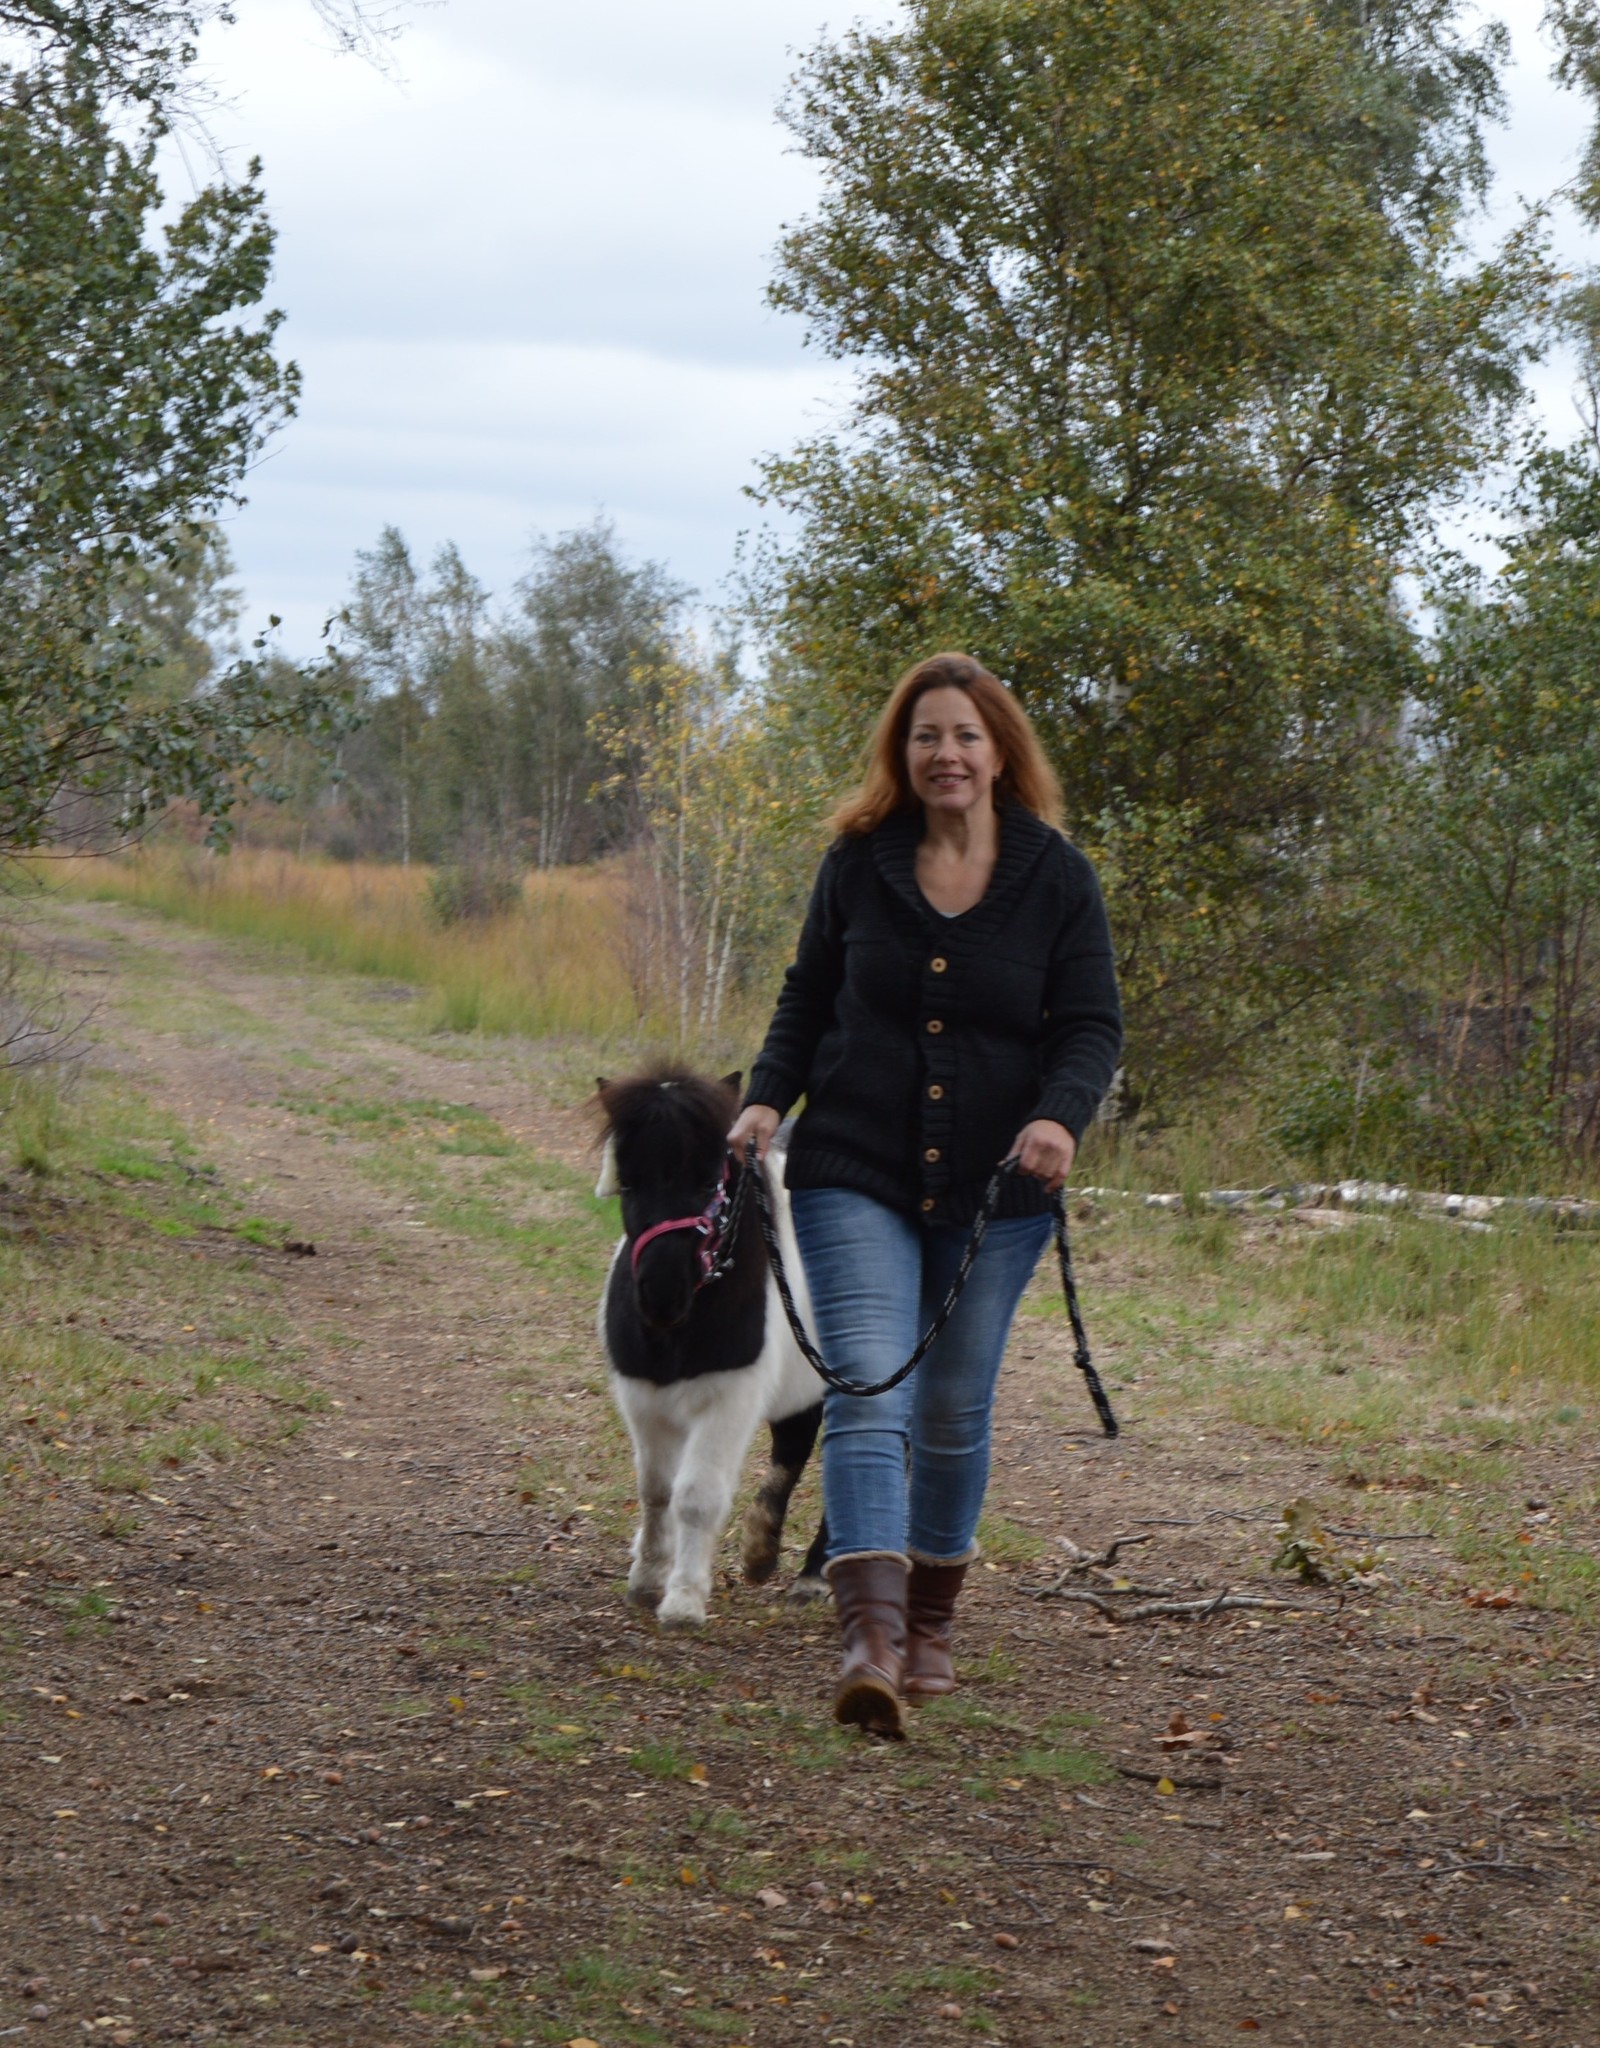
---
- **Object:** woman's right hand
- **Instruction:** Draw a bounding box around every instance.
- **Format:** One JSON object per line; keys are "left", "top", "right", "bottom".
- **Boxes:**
{"left": 728, "top": 1102, "right": 781, "bottom": 1165}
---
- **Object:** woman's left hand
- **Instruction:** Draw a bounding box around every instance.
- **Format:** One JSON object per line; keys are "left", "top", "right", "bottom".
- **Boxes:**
{"left": 1008, "top": 1119, "right": 1077, "bottom": 1192}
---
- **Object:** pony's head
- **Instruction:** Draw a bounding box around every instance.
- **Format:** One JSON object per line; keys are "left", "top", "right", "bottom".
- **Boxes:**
{"left": 594, "top": 1066, "right": 742, "bottom": 1333}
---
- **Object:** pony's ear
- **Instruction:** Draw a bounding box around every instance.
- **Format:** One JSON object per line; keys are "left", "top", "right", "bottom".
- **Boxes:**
{"left": 595, "top": 1135, "right": 621, "bottom": 1200}
{"left": 595, "top": 1076, "right": 609, "bottom": 1095}
{"left": 720, "top": 1070, "right": 743, "bottom": 1097}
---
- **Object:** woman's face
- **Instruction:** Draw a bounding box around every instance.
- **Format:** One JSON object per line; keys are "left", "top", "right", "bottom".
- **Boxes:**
{"left": 905, "top": 686, "right": 1002, "bottom": 818}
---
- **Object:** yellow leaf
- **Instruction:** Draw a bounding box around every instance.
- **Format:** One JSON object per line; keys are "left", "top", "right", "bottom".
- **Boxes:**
{"left": 1284, "top": 1905, "right": 1304, "bottom": 1920}
{"left": 556, "top": 1724, "right": 582, "bottom": 1735}
{"left": 688, "top": 1763, "right": 708, "bottom": 1784}
{"left": 680, "top": 1866, "right": 697, "bottom": 1885}
{"left": 447, "top": 1696, "right": 466, "bottom": 1713}
{"left": 1156, "top": 1777, "right": 1176, "bottom": 1795}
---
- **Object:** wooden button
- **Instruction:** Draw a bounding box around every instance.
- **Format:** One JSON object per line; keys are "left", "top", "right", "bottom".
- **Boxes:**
{"left": 925, "top": 1148, "right": 941, "bottom": 1164}
{"left": 928, "top": 1084, "right": 944, "bottom": 1101}
{"left": 926, "top": 1019, "right": 943, "bottom": 1034}
{"left": 931, "top": 956, "right": 948, "bottom": 973}
{"left": 921, "top": 1198, "right": 935, "bottom": 1213}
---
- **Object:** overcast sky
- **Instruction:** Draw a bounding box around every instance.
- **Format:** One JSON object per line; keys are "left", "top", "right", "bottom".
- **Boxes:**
{"left": 190, "top": 1, "right": 1597, "bottom": 653}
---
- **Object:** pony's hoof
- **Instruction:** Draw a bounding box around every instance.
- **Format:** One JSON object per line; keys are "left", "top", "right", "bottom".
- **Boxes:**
{"left": 626, "top": 1579, "right": 665, "bottom": 1612}
{"left": 786, "top": 1573, "right": 830, "bottom": 1604}
{"left": 655, "top": 1597, "right": 707, "bottom": 1634}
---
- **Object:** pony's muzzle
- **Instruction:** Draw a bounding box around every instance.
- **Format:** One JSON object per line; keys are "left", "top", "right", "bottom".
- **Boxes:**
{"left": 634, "top": 1245, "right": 697, "bottom": 1333}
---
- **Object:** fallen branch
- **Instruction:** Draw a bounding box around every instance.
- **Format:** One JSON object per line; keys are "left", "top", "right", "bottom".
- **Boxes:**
{"left": 1054, "top": 1532, "right": 1152, "bottom": 1573}
{"left": 1114, "top": 1764, "right": 1227, "bottom": 1792}
{"left": 1380, "top": 1849, "right": 1546, "bottom": 1885}
{"left": 1026, "top": 1585, "right": 1310, "bottom": 1621}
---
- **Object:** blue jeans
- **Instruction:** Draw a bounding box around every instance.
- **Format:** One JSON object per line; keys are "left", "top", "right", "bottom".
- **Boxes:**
{"left": 790, "top": 1188, "right": 1051, "bottom": 1564}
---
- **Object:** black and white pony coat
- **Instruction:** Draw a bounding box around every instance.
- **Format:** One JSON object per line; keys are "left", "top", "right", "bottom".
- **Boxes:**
{"left": 595, "top": 1069, "right": 826, "bottom": 1631}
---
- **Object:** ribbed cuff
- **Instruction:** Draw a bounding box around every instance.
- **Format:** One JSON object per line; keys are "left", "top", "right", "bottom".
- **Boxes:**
{"left": 825, "top": 1550, "right": 910, "bottom": 1576}
{"left": 744, "top": 1063, "right": 801, "bottom": 1120}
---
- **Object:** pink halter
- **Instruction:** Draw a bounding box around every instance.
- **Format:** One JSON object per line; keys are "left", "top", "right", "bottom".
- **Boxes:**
{"left": 629, "top": 1157, "right": 736, "bottom": 1286}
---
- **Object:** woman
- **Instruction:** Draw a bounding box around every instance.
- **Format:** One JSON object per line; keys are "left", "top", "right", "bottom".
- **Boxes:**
{"left": 729, "top": 652, "right": 1122, "bottom": 1738}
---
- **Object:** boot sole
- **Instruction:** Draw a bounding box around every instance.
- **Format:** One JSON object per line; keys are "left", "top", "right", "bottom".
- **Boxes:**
{"left": 834, "top": 1673, "right": 905, "bottom": 1740}
{"left": 903, "top": 1678, "right": 957, "bottom": 1704}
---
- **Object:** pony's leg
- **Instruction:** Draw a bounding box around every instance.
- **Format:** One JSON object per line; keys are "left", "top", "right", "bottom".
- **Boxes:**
{"left": 657, "top": 1380, "right": 768, "bottom": 1632}
{"left": 617, "top": 1383, "right": 684, "bottom": 1612}
{"left": 787, "top": 1513, "right": 831, "bottom": 1603}
{"left": 742, "top": 1401, "right": 822, "bottom": 1584}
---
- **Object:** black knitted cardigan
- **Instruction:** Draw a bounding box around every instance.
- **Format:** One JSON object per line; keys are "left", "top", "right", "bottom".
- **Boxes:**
{"left": 745, "top": 803, "right": 1123, "bottom": 1224}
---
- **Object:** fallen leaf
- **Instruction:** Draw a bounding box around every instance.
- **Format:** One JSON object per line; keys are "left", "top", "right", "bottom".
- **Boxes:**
{"left": 688, "top": 1762, "right": 709, "bottom": 1784}
{"left": 1156, "top": 1777, "right": 1177, "bottom": 1796}
{"left": 1163, "top": 2001, "right": 1180, "bottom": 2015}
{"left": 468, "top": 1967, "right": 504, "bottom": 1983}
{"left": 1464, "top": 1588, "right": 1520, "bottom": 1610}
{"left": 756, "top": 1888, "right": 788, "bottom": 1910}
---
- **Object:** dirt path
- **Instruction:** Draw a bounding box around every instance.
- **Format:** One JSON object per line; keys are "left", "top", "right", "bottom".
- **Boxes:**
{"left": 3, "top": 901, "right": 1597, "bottom": 2048}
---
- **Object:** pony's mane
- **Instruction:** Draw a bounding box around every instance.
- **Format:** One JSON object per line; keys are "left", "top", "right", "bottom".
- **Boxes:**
{"left": 595, "top": 1065, "right": 735, "bottom": 1151}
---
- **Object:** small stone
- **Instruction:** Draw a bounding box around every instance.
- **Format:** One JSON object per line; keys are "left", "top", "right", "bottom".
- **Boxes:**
{"left": 938, "top": 2002, "right": 963, "bottom": 2019}
{"left": 19, "top": 1979, "right": 47, "bottom": 1997}
{"left": 322, "top": 1770, "right": 344, "bottom": 1786}
{"left": 993, "top": 1931, "right": 1020, "bottom": 1950}
{"left": 27, "top": 2007, "right": 50, "bottom": 2023}
{"left": 149, "top": 1912, "right": 171, "bottom": 1928}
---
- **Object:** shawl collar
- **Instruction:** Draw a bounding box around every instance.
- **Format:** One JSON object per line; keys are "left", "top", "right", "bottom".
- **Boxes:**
{"left": 868, "top": 802, "right": 1058, "bottom": 953}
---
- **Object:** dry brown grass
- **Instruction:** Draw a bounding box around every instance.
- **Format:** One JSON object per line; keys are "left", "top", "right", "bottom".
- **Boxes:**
{"left": 42, "top": 846, "right": 638, "bottom": 1039}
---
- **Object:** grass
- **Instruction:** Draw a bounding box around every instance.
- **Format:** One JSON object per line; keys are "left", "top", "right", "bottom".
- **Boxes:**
{"left": 0, "top": 1067, "right": 327, "bottom": 1498}
{"left": 1022, "top": 1190, "right": 1600, "bottom": 1618}
{"left": 41, "top": 844, "right": 640, "bottom": 1041}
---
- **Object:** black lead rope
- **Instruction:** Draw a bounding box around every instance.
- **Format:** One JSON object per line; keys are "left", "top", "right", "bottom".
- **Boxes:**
{"left": 742, "top": 1141, "right": 1119, "bottom": 1436}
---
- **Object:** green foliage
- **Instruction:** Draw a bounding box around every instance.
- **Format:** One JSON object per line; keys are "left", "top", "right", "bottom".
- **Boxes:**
{"left": 321, "top": 520, "right": 687, "bottom": 868}
{"left": 426, "top": 858, "right": 523, "bottom": 927}
{"left": 1291, "top": 439, "right": 1600, "bottom": 1185}
{"left": 0, "top": 25, "right": 352, "bottom": 853}
{"left": 754, "top": 0, "right": 1550, "bottom": 1100}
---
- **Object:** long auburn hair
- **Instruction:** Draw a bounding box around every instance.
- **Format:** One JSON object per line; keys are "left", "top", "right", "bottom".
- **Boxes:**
{"left": 831, "top": 652, "right": 1062, "bottom": 836}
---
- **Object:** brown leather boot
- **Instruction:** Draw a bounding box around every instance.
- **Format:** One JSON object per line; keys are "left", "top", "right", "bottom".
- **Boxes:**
{"left": 827, "top": 1553, "right": 908, "bottom": 1739}
{"left": 903, "top": 1558, "right": 969, "bottom": 1702}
